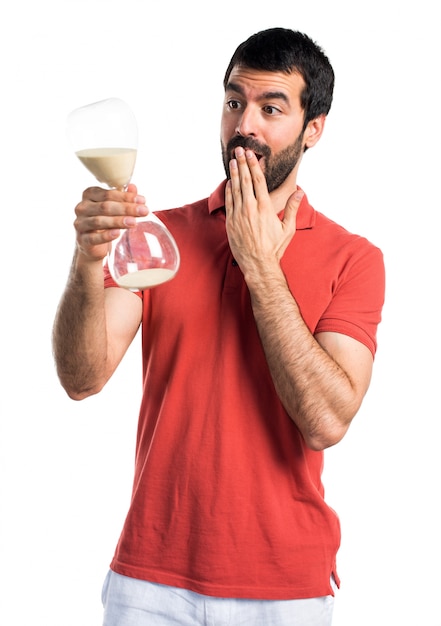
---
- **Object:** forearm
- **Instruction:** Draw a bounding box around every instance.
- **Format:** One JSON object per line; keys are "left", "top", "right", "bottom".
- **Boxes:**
{"left": 52, "top": 250, "right": 110, "bottom": 400}
{"left": 246, "top": 266, "right": 359, "bottom": 450}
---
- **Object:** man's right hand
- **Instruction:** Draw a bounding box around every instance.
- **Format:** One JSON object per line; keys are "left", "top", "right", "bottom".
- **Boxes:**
{"left": 73, "top": 183, "right": 149, "bottom": 263}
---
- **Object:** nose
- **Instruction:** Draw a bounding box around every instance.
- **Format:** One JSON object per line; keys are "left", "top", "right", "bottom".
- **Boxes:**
{"left": 235, "top": 106, "right": 258, "bottom": 137}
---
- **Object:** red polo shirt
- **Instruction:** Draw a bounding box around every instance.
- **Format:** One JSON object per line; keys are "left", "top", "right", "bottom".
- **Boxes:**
{"left": 104, "top": 181, "right": 385, "bottom": 599}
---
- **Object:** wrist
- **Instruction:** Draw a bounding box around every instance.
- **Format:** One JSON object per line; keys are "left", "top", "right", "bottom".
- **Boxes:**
{"left": 243, "top": 259, "right": 286, "bottom": 292}
{"left": 71, "top": 247, "right": 106, "bottom": 286}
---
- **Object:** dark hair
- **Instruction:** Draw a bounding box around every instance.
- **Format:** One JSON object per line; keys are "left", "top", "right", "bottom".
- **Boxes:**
{"left": 223, "top": 27, "right": 335, "bottom": 129}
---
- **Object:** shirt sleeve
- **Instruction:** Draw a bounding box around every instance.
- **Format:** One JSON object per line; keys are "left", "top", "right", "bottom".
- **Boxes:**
{"left": 315, "top": 242, "right": 385, "bottom": 357}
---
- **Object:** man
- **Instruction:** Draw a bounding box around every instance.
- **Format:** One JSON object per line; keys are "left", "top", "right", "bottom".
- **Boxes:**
{"left": 53, "top": 27, "right": 385, "bottom": 625}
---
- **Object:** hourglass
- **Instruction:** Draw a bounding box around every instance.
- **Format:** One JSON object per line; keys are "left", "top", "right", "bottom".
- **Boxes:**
{"left": 67, "top": 97, "right": 180, "bottom": 290}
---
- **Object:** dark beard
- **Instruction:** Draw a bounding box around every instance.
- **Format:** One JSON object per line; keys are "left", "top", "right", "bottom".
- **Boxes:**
{"left": 222, "top": 132, "right": 304, "bottom": 193}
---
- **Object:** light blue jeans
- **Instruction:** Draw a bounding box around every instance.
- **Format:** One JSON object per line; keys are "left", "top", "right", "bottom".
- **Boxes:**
{"left": 101, "top": 570, "right": 336, "bottom": 626}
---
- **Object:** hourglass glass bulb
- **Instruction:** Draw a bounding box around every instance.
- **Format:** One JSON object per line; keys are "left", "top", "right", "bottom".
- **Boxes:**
{"left": 108, "top": 212, "right": 180, "bottom": 291}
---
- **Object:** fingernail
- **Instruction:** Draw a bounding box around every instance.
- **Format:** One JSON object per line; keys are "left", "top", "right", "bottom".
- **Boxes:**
{"left": 135, "top": 195, "right": 146, "bottom": 203}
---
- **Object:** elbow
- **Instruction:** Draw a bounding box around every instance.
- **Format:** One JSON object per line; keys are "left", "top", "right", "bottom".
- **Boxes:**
{"left": 301, "top": 391, "right": 364, "bottom": 451}
{"left": 303, "top": 427, "right": 348, "bottom": 451}
{"left": 301, "top": 410, "right": 354, "bottom": 451}
{"left": 57, "top": 374, "right": 106, "bottom": 402}
{"left": 65, "top": 387, "right": 100, "bottom": 402}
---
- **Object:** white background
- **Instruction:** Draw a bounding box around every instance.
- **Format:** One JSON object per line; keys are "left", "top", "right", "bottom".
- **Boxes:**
{"left": 1, "top": 1, "right": 440, "bottom": 624}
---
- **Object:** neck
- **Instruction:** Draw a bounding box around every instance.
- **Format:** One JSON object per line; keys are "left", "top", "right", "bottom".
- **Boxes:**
{"left": 269, "top": 168, "right": 300, "bottom": 214}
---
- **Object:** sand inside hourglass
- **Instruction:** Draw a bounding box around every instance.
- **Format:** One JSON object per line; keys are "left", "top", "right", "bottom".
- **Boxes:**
{"left": 115, "top": 267, "right": 176, "bottom": 290}
{"left": 76, "top": 147, "right": 137, "bottom": 189}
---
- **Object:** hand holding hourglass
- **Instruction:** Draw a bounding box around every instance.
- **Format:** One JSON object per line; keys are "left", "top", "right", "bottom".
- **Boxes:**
{"left": 67, "top": 98, "right": 180, "bottom": 290}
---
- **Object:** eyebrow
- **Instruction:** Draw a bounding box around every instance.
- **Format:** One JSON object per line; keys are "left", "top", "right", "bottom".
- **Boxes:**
{"left": 226, "top": 81, "right": 290, "bottom": 104}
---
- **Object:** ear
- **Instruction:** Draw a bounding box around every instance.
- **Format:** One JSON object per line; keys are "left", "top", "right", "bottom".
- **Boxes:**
{"left": 304, "top": 114, "right": 326, "bottom": 149}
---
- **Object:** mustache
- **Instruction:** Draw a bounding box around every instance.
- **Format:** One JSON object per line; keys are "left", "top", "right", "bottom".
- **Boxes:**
{"left": 226, "top": 136, "right": 271, "bottom": 160}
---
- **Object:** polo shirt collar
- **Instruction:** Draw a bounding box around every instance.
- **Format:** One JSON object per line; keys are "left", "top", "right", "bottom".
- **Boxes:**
{"left": 208, "top": 180, "right": 315, "bottom": 230}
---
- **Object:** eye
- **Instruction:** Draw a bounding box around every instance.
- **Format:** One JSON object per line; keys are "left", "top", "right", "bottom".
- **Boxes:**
{"left": 227, "top": 99, "right": 241, "bottom": 110}
{"left": 263, "top": 105, "right": 281, "bottom": 115}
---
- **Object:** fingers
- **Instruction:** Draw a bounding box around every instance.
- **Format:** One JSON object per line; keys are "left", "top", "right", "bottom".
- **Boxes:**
{"left": 227, "top": 147, "right": 268, "bottom": 214}
{"left": 282, "top": 188, "right": 303, "bottom": 237}
{"left": 76, "top": 186, "right": 148, "bottom": 231}
{"left": 74, "top": 185, "right": 149, "bottom": 261}
{"left": 80, "top": 185, "right": 146, "bottom": 214}
{"left": 241, "top": 148, "right": 266, "bottom": 195}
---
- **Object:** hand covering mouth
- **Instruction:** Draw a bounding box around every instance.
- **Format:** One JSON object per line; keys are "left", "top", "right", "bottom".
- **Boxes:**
{"left": 227, "top": 137, "right": 270, "bottom": 162}
{"left": 232, "top": 148, "right": 263, "bottom": 161}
